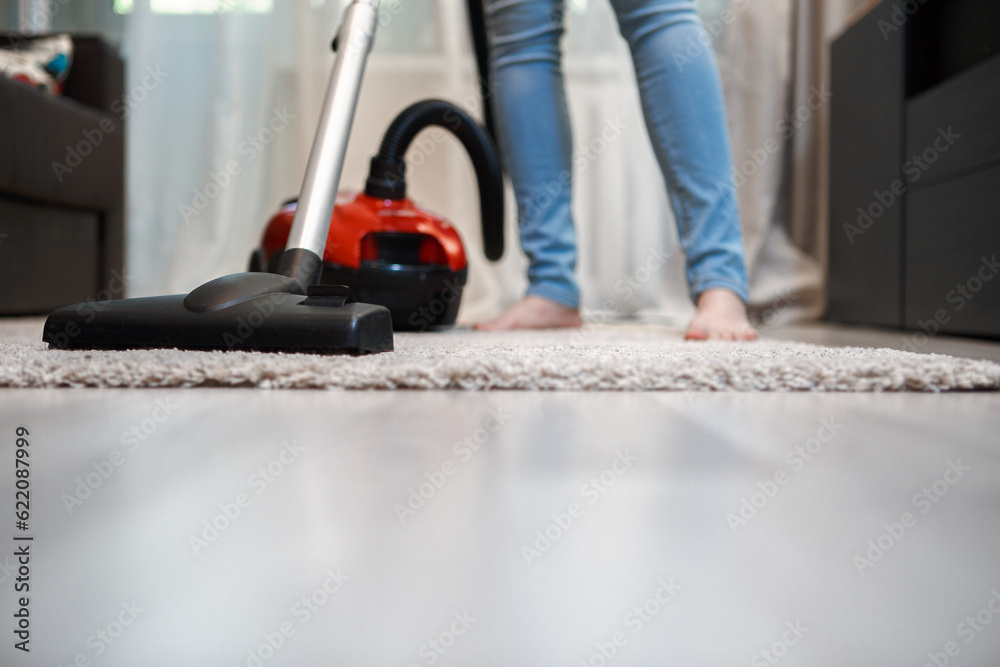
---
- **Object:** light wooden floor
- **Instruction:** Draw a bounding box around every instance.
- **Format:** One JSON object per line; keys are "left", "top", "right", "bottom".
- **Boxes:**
{"left": 763, "top": 322, "right": 1000, "bottom": 363}
{"left": 1, "top": 325, "right": 999, "bottom": 666}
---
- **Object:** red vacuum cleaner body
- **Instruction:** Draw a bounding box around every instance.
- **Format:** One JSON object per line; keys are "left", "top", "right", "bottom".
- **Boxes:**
{"left": 256, "top": 192, "right": 470, "bottom": 331}
{"left": 250, "top": 99, "right": 504, "bottom": 331}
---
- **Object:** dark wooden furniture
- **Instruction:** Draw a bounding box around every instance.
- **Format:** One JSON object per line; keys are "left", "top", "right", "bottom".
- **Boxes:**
{"left": 828, "top": 0, "right": 1000, "bottom": 337}
{"left": 0, "top": 36, "right": 125, "bottom": 315}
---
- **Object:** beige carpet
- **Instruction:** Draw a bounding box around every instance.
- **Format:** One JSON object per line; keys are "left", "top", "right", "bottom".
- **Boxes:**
{"left": 1, "top": 317, "right": 999, "bottom": 391}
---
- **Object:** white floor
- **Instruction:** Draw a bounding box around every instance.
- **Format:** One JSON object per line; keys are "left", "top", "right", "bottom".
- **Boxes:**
{"left": 766, "top": 322, "right": 1000, "bottom": 363}
{"left": 1, "top": 325, "right": 999, "bottom": 666}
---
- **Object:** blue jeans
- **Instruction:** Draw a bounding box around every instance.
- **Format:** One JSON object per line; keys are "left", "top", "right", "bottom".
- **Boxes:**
{"left": 485, "top": 0, "right": 749, "bottom": 309}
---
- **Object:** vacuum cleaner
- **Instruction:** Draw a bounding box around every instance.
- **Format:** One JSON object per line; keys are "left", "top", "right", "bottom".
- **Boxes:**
{"left": 41, "top": 0, "right": 488, "bottom": 354}
{"left": 249, "top": 99, "right": 504, "bottom": 331}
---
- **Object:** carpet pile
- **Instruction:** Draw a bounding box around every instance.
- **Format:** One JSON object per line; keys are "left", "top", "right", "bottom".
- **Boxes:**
{"left": 1, "top": 318, "right": 998, "bottom": 391}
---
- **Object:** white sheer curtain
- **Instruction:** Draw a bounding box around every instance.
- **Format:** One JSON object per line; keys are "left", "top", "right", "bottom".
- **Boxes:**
{"left": 117, "top": 0, "right": 858, "bottom": 325}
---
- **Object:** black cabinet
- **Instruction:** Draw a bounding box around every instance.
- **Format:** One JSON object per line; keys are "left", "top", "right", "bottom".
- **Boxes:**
{"left": 0, "top": 199, "right": 101, "bottom": 314}
{"left": 906, "top": 165, "right": 1000, "bottom": 337}
{"left": 828, "top": 0, "right": 1000, "bottom": 337}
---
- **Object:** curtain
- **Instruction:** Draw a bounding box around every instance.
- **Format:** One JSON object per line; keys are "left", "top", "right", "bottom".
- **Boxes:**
{"left": 100, "top": 0, "right": 866, "bottom": 325}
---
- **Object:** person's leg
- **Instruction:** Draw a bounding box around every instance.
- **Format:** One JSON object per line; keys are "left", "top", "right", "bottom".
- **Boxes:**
{"left": 609, "top": 0, "right": 755, "bottom": 340}
{"left": 477, "top": 0, "right": 582, "bottom": 330}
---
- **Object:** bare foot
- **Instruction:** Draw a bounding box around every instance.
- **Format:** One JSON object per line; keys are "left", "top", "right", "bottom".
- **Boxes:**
{"left": 685, "top": 288, "right": 758, "bottom": 341}
{"left": 475, "top": 296, "right": 582, "bottom": 331}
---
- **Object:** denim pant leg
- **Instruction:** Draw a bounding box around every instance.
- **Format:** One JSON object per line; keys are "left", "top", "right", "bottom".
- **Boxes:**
{"left": 485, "top": 0, "right": 581, "bottom": 309}
{"left": 609, "top": 0, "right": 750, "bottom": 302}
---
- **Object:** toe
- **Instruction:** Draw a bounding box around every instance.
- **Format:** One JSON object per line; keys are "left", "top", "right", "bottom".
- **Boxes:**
{"left": 684, "top": 327, "right": 708, "bottom": 341}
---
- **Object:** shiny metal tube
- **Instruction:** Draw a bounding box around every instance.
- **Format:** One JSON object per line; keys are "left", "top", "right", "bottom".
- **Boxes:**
{"left": 280, "top": 0, "right": 379, "bottom": 288}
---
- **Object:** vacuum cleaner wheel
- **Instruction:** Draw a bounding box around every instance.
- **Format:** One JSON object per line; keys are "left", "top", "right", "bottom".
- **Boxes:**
{"left": 256, "top": 248, "right": 466, "bottom": 332}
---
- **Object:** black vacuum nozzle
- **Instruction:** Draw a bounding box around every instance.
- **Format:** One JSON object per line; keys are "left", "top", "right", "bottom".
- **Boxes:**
{"left": 43, "top": 273, "right": 393, "bottom": 355}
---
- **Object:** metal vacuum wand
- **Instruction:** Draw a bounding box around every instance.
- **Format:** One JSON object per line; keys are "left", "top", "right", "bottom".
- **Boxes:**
{"left": 278, "top": 0, "right": 380, "bottom": 291}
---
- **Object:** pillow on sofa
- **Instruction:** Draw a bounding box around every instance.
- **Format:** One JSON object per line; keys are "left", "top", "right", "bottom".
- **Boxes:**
{"left": 0, "top": 34, "right": 73, "bottom": 94}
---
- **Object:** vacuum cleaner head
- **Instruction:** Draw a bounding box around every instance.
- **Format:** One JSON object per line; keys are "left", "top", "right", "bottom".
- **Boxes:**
{"left": 43, "top": 273, "right": 393, "bottom": 354}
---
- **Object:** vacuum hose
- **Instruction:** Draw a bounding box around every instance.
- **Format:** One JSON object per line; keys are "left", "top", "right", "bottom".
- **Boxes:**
{"left": 465, "top": 0, "right": 498, "bottom": 143}
{"left": 364, "top": 99, "right": 504, "bottom": 261}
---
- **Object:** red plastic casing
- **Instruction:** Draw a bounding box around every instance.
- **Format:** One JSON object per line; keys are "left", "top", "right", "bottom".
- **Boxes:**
{"left": 261, "top": 192, "right": 467, "bottom": 272}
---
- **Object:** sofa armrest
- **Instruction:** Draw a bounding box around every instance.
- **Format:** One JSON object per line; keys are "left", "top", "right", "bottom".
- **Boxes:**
{"left": 0, "top": 76, "right": 123, "bottom": 210}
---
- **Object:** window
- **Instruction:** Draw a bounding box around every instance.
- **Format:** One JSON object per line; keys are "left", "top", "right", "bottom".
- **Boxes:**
{"left": 114, "top": 0, "right": 274, "bottom": 15}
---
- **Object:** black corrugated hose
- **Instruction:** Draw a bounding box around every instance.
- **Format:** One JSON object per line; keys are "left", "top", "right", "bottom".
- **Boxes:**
{"left": 364, "top": 99, "right": 505, "bottom": 261}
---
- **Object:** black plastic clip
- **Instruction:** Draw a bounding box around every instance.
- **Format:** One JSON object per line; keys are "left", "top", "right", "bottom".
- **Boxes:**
{"left": 302, "top": 284, "right": 357, "bottom": 308}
